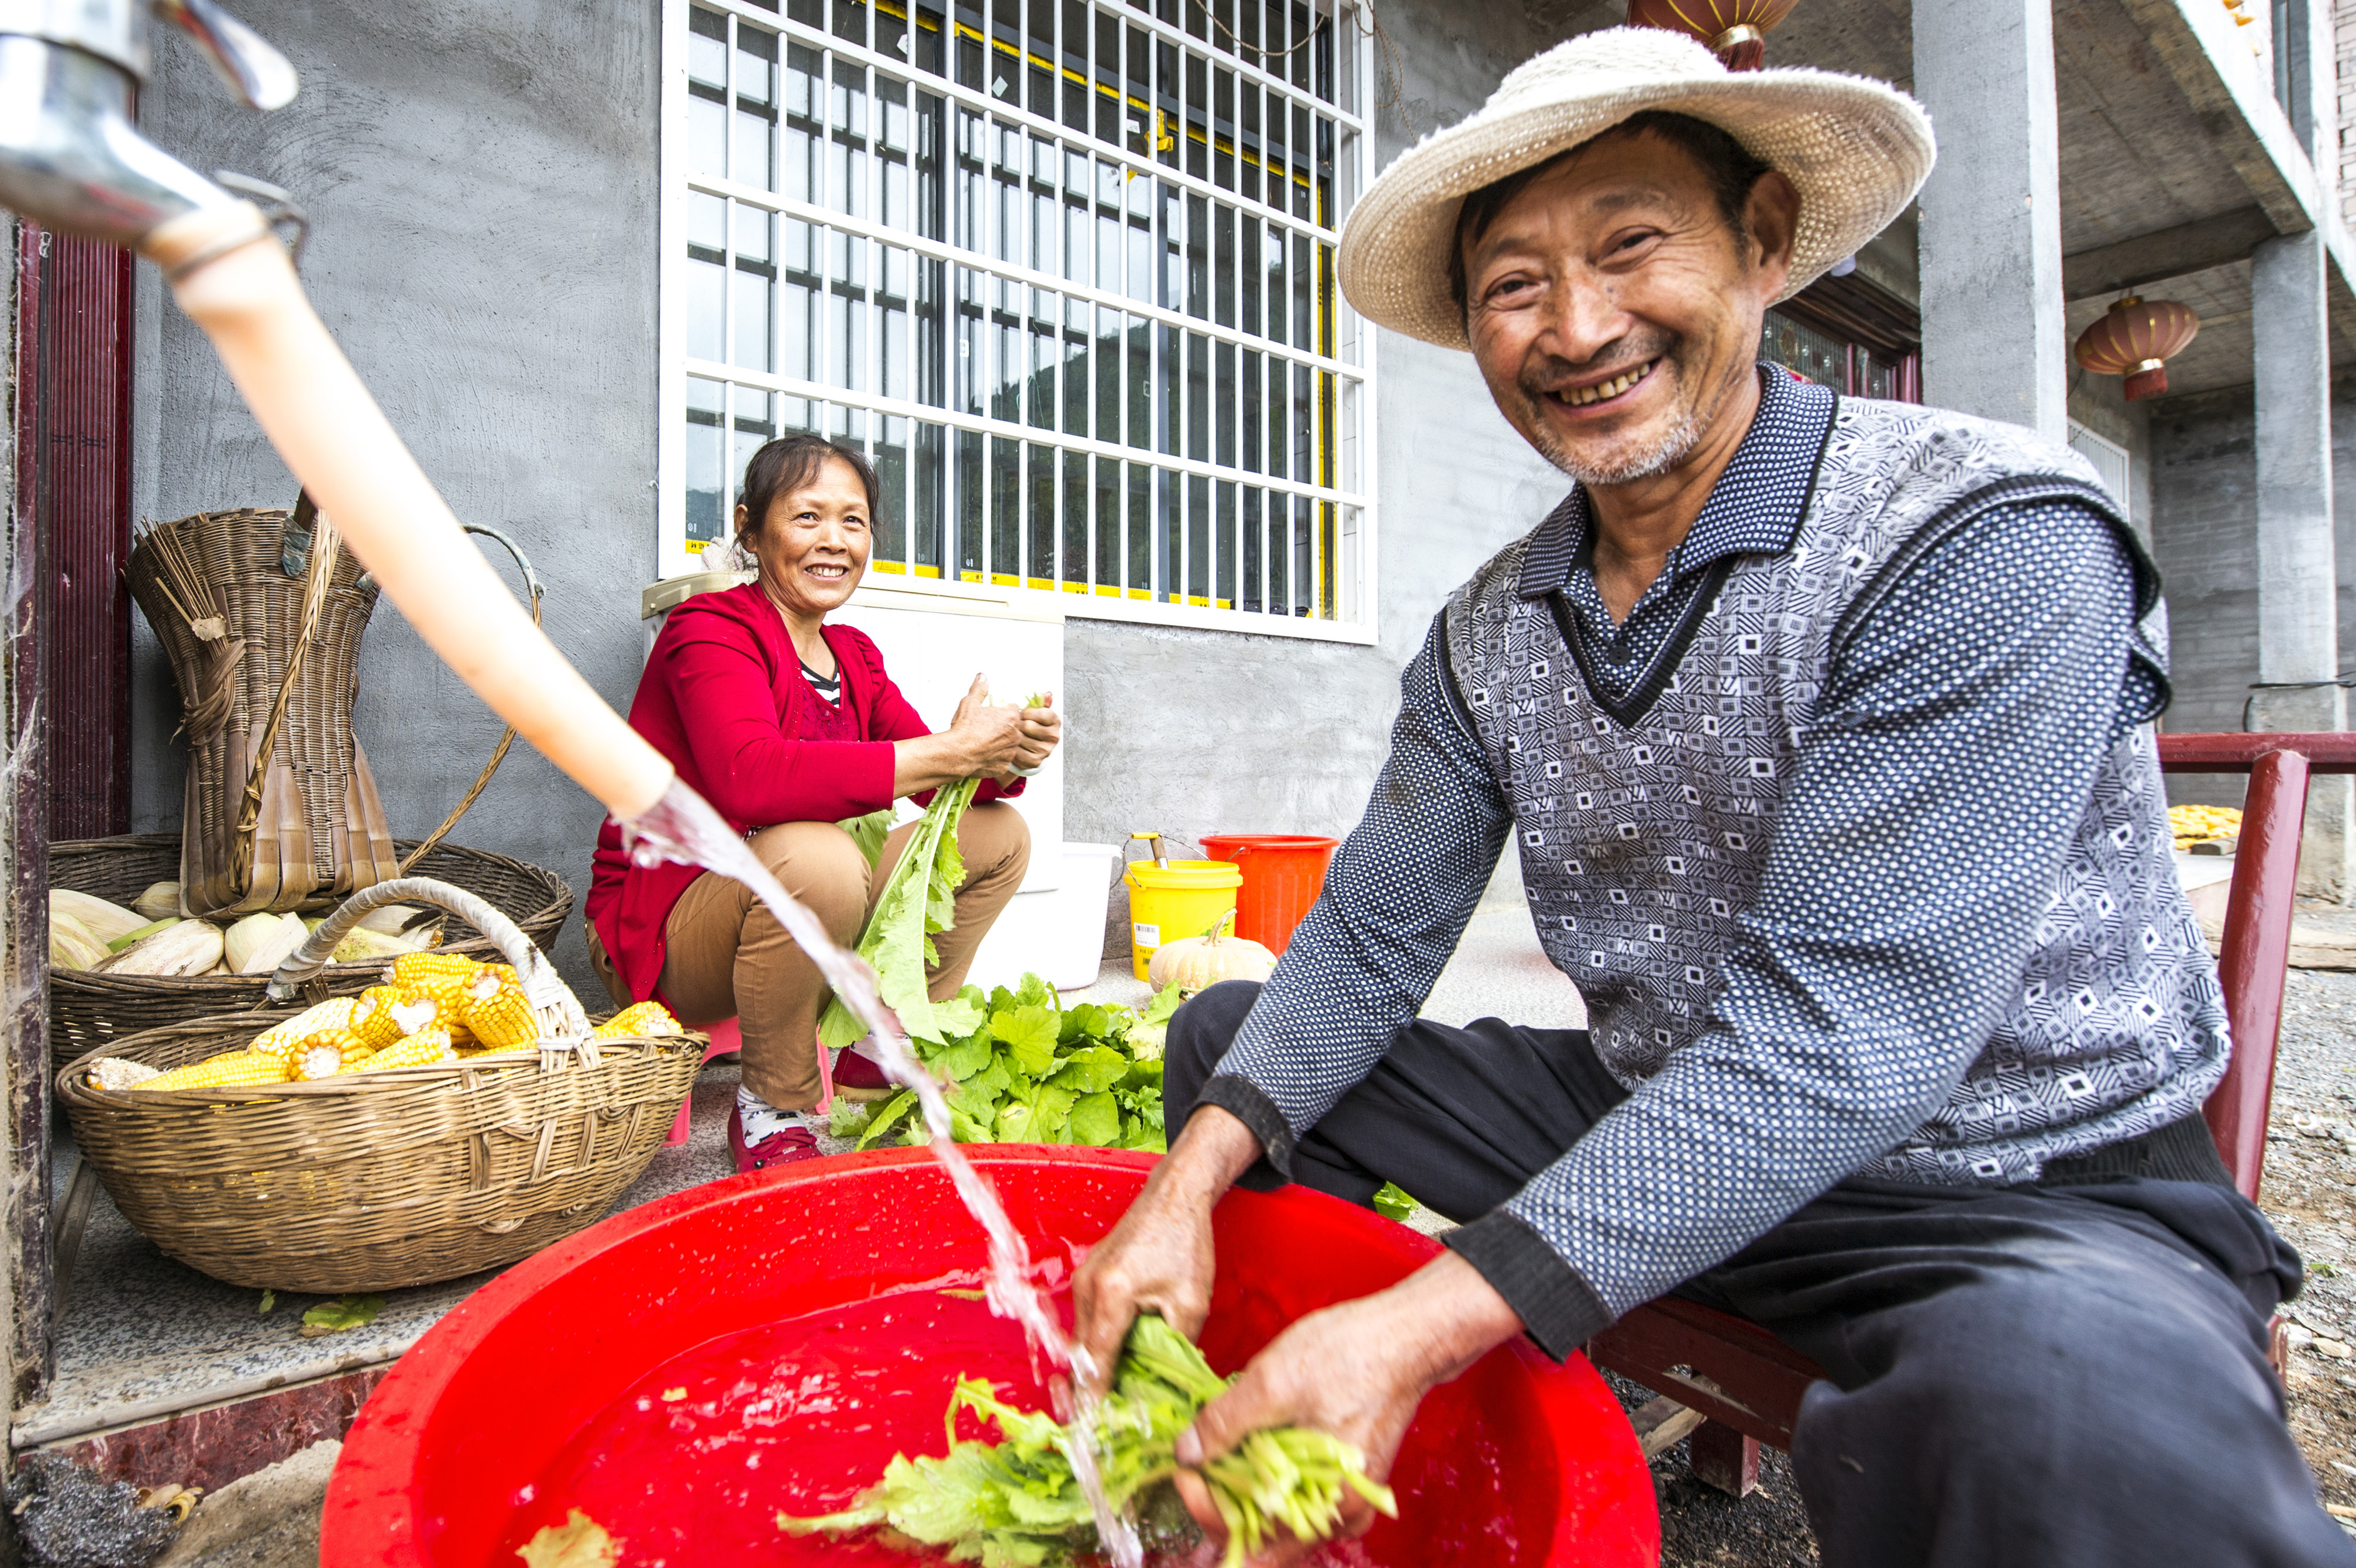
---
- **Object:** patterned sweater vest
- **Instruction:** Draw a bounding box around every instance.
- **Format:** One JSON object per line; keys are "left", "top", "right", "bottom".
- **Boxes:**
{"left": 1442, "top": 397, "right": 2230, "bottom": 1184}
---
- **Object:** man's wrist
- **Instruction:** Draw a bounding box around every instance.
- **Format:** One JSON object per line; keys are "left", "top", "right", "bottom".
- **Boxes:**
{"left": 1389, "top": 1250, "right": 1527, "bottom": 1390}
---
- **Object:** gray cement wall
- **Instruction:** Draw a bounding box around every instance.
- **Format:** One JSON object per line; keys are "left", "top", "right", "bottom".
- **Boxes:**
{"left": 130, "top": 0, "right": 660, "bottom": 997}
{"left": 2145, "top": 377, "right": 2356, "bottom": 811}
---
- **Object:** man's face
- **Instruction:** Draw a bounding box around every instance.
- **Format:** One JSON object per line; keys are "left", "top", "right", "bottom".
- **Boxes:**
{"left": 1461, "top": 131, "right": 1796, "bottom": 488}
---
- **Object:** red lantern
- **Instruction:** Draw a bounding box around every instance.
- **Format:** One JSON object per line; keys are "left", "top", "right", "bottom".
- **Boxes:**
{"left": 2072, "top": 295, "right": 2202, "bottom": 402}
{"left": 1625, "top": 0, "right": 1801, "bottom": 71}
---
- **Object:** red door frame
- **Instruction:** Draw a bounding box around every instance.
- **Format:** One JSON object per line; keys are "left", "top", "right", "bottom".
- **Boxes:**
{"left": 16, "top": 225, "right": 133, "bottom": 840}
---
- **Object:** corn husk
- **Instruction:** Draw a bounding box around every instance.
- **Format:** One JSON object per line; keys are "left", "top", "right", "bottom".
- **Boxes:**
{"left": 131, "top": 881, "right": 183, "bottom": 921}
{"left": 332, "top": 926, "right": 422, "bottom": 964}
{"left": 51, "top": 890, "right": 147, "bottom": 945}
{"left": 85, "top": 1057, "right": 160, "bottom": 1091}
{"left": 355, "top": 904, "right": 438, "bottom": 940}
{"left": 107, "top": 916, "right": 182, "bottom": 953}
{"left": 97, "top": 919, "right": 225, "bottom": 977}
{"left": 227, "top": 911, "right": 309, "bottom": 976}
{"left": 49, "top": 912, "right": 109, "bottom": 971}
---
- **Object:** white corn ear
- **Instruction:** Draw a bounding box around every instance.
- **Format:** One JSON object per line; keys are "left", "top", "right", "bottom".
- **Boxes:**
{"left": 49, "top": 913, "right": 108, "bottom": 971}
{"left": 50, "top": 890, "right": 147, "bottom": 945}
{"left": 98, "top": 919, "right": 225, "bottom": 977}
{"left": 227, "top": 911, "right": 309, "bottom": 976}
{"left": 107, "top": 916, "right": 181, "bottom": 953}
{"left": 131, "top": 881, "right": 184, "bottom": 921}
{"left": 332, "top": 926, "right": 422, "bottom": 963}
{"left": 354, "top": 905, "right": 436, "bottom": 939}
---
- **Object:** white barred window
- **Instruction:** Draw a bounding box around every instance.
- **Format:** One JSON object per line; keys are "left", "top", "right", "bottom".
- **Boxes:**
{"left": 659, "top": 0, "right": 1377, "bottom": 639}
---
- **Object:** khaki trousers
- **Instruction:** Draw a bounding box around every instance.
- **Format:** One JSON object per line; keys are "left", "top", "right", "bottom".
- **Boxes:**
{"left": 650, "top": 801, "right": 1029, "bottom": 1109}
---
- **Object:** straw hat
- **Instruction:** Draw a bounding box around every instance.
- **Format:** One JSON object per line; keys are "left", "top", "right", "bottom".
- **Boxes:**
{"left": 1337, "top": 27, "right": 1935, "bottom": 351}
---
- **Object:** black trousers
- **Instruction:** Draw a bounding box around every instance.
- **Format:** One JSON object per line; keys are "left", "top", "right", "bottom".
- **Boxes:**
{"left": 1169, "top": 981, "right": 2353, "bottom": 1568}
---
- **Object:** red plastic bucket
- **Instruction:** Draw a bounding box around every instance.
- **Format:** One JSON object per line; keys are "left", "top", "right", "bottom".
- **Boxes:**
{"left": 1200, "top": 833, "right": 1341, "bottom": 954}
{"left": 323, "top": 1146, "right": 1656, "bottom": 1566}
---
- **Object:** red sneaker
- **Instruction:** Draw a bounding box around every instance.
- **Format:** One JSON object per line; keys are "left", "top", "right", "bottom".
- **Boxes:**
{"left": 728, "top": 1105, "right": 822, "bottom": 1174}
{"left": 831, "top": 1045, "right": 897, "bottom": 1102}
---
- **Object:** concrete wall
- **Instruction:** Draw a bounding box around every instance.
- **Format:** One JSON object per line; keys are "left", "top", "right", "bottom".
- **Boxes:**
{"left": 130, "top": 0, "right": 661, "bottom": 997}
{"left": 1066, "top": 4, "right": 1575, "bottom": 904}
{"left": 2145, "top": 375, "right": 2356, "bottom": 805}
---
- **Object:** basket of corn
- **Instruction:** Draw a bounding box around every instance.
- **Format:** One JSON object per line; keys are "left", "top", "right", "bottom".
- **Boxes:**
{"left": 2169, "top": 803, "right": 2244, "bottom": 854}
{"left": 57, "top": 876, "right": 697, "bottom": 1294}
{"left": 46, "top": 833, "right": 573, "bottom": 1075}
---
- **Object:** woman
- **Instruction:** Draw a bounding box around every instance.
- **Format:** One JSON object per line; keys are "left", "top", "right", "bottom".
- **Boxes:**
{"left": 588, "top": 435, "right": 1060, "bottom": 1170}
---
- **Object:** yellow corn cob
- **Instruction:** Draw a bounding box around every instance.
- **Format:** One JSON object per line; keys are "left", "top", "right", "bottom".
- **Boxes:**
{"left": 465, "top": 984, "right": 542, "bottom": 1050}
{"left": 350, "top": 985, "right": 442, "bottom": 1050}
{"left": 353, "top": 1028, "right": 456, "bottom": 1073}
{"left": 250, "top": 997, "right": 360, "bottom": 1062}
{"left": 594, "top": 1001, "right": 683, "bottom": 1040}
{"left": 291, "top": 1029, "right": 373, "bottom": 1081}
{"left": 391, "top": 952, "right": 481, "bottom": 990}
{"left": 138, "top": 1050, "right": 295, "bottom": 1092}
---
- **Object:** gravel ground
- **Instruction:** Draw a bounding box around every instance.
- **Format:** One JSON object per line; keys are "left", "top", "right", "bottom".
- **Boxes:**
{"left": 1610, "top": 946, "right": 2356, "bottom": 1564}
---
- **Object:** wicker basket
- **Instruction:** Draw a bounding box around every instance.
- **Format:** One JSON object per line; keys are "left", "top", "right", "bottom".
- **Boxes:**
{"left": 47, "top": 833, "right": 573, "bottom": 1074}
{"left": 57, "top": 882, "right": 700, "bottom": 1295}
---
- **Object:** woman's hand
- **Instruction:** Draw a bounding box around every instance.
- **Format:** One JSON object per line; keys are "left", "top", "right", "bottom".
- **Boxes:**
{"left": 1167, "top": 1252, "right": 1526, "bottom": 1564}
{"left": 893, "top": 675, "right": 1060, "bottom": 796}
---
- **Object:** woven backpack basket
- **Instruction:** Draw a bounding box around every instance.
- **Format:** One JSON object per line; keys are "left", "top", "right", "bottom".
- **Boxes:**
{"left": 58, "top": 879, "right": 701, "bottom": 1294}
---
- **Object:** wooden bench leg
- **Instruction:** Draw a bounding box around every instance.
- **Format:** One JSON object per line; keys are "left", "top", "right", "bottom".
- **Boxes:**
{"left": 1690, "top": 1419, "right": 1759, "bottom": 1497}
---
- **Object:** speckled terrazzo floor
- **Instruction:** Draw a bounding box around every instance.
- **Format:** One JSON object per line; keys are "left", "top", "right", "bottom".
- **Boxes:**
{"left": 17, "top": 891, "right": 1580, "bottom": 1451}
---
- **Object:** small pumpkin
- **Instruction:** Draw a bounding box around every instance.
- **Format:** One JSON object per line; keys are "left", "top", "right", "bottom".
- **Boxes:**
{"left": 1147, "top": 910, "right": 1277, "bottom": 993}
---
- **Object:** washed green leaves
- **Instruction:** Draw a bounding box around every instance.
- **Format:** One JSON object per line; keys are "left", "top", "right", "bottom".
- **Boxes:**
{"left": 780, "top": 1313, "right": 1396, "bottom": 1567}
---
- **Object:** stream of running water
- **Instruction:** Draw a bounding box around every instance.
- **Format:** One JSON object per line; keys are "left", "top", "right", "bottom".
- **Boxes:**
{"left": 621, "top": 777, "right": 1145, "bottom": 1568}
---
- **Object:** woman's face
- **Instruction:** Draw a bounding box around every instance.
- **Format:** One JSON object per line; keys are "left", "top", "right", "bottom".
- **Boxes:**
{"left": 741, "top": 454, "right": 871, "bottom": 621}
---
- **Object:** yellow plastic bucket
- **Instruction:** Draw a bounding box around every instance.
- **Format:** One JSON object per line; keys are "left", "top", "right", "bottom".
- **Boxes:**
{"left": 1124, "top": 859, "right": 1242, "bottom": 981}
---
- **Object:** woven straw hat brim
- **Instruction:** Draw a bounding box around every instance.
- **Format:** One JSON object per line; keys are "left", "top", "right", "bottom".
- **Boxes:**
{"left": 1337, "top": 27, "right": 1935, "bottom": 351}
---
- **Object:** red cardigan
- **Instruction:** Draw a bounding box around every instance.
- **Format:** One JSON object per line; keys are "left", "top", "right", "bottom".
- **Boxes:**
{"left": 587, "top": 583, "right": 1021, "bottom": 1005}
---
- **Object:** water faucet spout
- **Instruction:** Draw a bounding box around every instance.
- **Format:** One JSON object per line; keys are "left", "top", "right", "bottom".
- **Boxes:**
{"left": 0, "top": 34, "right": 235, "bottom": 249}
{"left": 0, "top": 0, "right": 294, "bottom": 251}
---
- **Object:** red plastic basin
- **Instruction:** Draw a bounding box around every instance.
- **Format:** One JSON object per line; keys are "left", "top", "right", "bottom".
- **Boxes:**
{"left": 323, "top": 1147, "right": 1656, "bottom": 1566}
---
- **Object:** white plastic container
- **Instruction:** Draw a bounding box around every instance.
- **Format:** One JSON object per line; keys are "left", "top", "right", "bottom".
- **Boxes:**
{"left": 967, "top": 842, "right": 1122, "bottom": 994}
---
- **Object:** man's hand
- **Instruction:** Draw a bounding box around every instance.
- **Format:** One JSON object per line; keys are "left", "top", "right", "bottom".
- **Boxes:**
{"left": 1168, "top": 1250, "right": 1526, "bottom": 1564}
{"left": 1071, "top": 1104, "right": 1265, "bottom": 1392}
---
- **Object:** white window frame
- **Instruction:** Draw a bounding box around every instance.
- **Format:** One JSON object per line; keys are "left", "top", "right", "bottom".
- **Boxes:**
{"left": 657, "top": 0, "right": 1380, "bottom": 645}
{"left": 2065, "top": 418, "right": 2131, "bottom": 509}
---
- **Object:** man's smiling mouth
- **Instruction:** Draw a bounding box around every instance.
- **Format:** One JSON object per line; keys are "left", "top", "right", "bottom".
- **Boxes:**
{"left": 1548, "top": 359, "right": 1658, "bottom": 409}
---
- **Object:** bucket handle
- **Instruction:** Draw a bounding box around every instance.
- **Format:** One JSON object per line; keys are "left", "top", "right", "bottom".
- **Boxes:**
{"left": 266, "top": 875, "right": 591, "bottom": 1047}
{"left": 1123, "top": 830, "right": 1203, "bottom": 871}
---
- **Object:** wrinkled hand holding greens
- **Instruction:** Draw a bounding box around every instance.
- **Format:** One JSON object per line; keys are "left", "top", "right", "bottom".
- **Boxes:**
{"left": 834, "top": 977, "right": 1183, "bottom": 1153}
{"left": 781, "top": 1313, "right": 1396, "bottom": 1567}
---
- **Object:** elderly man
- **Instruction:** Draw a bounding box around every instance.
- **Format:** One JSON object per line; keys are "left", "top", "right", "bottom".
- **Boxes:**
{"left": 1072, "top": 26, "right": 2352, "bottom": 1567}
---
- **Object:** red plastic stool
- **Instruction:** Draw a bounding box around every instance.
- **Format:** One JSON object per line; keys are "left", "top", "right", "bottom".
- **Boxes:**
{"left": 665, "top": 1016, "right": 740, "bottom": 1146}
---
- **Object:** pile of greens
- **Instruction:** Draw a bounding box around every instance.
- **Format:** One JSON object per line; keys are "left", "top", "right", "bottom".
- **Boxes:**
{"left": 833, "top": 975, "right": 1182, "bottom": 1153}
{"left": 781, "top": 1313, "right": 1396, "bottom": 1567}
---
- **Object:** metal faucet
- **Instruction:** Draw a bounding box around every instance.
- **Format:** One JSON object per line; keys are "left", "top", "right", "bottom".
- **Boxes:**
{"left": 0, "top": 0, "right": 296, "bottom": 250}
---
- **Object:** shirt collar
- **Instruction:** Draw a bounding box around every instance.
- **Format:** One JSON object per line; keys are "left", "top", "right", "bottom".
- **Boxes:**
{"left": 1516, "top": 364, "right": 1838, "bottom": 600}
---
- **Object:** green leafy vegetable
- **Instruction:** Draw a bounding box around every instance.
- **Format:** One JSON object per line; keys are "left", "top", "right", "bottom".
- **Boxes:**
{"left": 780, "top": 1313, "right": 1397, "bottom": 1567}
{"left": 836, "top": 808, "right": 896, "bottom": 869}
{"left": 257, "top": 1289, "right": 275, "bottom": 1315}
{"left": 1371, "top": 1183, "right": 1421, "bottom": 1224}
{"left": 821, "top": 777, "right": 983, "bottom": 1051}
{"left": 849, "top": 974, "right": 1180, "bottom": 1155}
{"left": 299, "top": 1294, "right": 385, "bottom": 1335}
